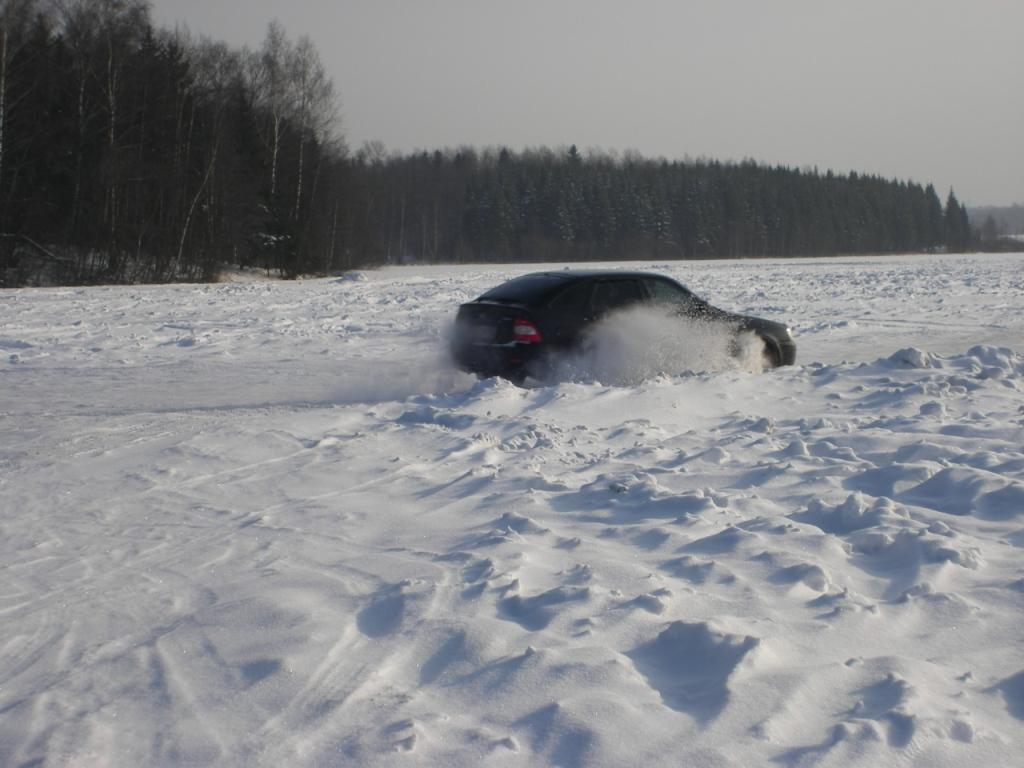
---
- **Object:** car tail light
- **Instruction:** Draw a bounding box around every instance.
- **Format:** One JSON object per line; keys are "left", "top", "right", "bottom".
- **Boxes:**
{"left": 512, "top": 318, "right": 542, "bottom": 343}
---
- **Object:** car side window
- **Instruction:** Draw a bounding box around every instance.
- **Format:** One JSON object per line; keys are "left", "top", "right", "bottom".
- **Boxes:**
{"left": 590, "top": 280, "right": 645, "bottom": 316}
{"left": 548, "top": 281, "right": 591, "bottom": 312}
{"left": 644, "top": 278, "right": 707, "bottom": 314}
{"left": 645, "top": 279, "right": 681, "bottom": 303}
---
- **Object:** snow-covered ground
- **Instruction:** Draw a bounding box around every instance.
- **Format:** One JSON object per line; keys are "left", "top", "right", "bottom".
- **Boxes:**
{"left": 2, "top": 253, "right": 1024, "bottom": 767}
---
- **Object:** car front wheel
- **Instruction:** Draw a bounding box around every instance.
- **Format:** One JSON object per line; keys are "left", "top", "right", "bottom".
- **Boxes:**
{"left": 760, "top": 337, "right": 781, "bottom": 369}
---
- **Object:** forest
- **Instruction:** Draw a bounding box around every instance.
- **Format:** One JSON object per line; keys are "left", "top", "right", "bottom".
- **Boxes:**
{"left": 1, "top": 0, "right": 979, "bottom": 287}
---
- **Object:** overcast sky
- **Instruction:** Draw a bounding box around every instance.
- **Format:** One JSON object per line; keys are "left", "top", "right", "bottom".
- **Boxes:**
{"left": 148, "top": 0, "right": 1023, "bottom": 206}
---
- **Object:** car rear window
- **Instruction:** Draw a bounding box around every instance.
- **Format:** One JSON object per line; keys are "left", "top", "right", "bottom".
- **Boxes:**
{"left": 478, "top": 274, "right": 569, "bottom": 303}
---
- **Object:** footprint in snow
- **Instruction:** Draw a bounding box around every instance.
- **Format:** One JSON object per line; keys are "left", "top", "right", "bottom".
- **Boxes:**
{"left": 659, "top": 555, "right": 735, "bottom": 586}
{"left": 357, "top": 589, "right": 409, "bottom": 638}
{"left": 682, "top": 525, "right": 758, "bottom": 555}
{"left": 494, "top": 511, "right": 550, "bottom": 535}
{"left": 627, "top": 621, "right": 760, "bottom": 724}
{"left": 767, "top": 562, "right": 831, "bottom": 594}
{"left": 498, "top": 586, "right": 591, "bottom": 631}
{"left": 845, "top": 674, "right": 917, "bottom": 747}
{"left": 992, "top": 669, "right": 1024, "bottom": 721}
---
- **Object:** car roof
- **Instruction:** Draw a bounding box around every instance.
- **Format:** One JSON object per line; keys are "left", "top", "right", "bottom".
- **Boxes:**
{"left": 474, "top": 270, "right": 686, "bottom": 305}
{"left": 522, "top": 269, "right": 675, "bottom": 281}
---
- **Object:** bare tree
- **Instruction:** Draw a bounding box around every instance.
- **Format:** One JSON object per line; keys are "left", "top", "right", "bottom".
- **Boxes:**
{"left": 1, "top": 11, "right": 7, "bottom": 215}
{"left": 55, "top": 0, "right": 148, "bottom": 268}
{"left": 171, "top": 38, "right": 240, "bottom": 278}
{"left": 56, "top": 0, "right": 99, "bottom": 239}
{"left": 0, "top": 0, "right": 43, "bottom": 229}
{"left": 97, "top": 0, "right": 146, "bottom": 269}
{"left": 1, "top": 15, "right": 9, "bottom": 224}
{"left": 247, "top": 20, "right": 293, "bottom": 203}
{"left": 286, "top": 34, "right": 337, "bottom": 222}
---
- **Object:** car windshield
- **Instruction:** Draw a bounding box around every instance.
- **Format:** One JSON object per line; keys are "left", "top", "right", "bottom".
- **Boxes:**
{"left": 478, "top": 274, "right": 569, "bottom": 303}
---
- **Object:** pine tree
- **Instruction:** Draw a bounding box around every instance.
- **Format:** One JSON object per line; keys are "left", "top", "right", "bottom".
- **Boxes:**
{"left": 945, "top": 189, "right": 971, "bottom": 252}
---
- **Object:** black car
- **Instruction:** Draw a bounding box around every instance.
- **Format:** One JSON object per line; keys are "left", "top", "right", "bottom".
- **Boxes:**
{"left": 450, "top": 270, "right": 795, "bottom": 382}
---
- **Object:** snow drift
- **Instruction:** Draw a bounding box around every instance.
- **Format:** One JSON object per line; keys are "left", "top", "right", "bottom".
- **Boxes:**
{"left": 2, "top": 253, "right": 1024, "bottom": 767}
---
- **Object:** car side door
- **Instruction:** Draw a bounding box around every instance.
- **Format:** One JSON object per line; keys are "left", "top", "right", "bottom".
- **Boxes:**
{"left": 543, "top": 279, "right": 594, "bottom": 346}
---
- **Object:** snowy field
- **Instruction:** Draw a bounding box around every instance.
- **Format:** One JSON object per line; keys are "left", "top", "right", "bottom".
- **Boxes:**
{"left": 2, "top": 253, "right": 1024, "bottom": 767}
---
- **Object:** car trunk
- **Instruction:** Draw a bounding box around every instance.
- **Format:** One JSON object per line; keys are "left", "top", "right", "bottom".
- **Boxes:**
{"left": 454, "top": 301, "right": 530, "bottom": 345}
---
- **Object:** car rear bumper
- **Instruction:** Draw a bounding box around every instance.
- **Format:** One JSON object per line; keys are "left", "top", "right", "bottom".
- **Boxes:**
{"left": 451, "top": 341, "right": 541, "bottom": 379}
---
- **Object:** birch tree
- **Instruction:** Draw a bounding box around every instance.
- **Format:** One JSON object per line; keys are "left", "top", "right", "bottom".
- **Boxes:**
{"left": 286, "top": 34, "right": 337, "bottom": 222}
{"left": 56, "top": 0, "right": 146, "bottom": 263}
{"left": 248, "top": 20, "right": 292, "bottom": 203}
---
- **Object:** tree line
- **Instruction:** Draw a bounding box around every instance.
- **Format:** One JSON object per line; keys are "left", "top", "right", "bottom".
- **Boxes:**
{"left": 0, "top": 1, "right": 977, "bottom": 287}
{"left": 968, "top": 204, "right": 1024, "bottom": 248}
{"left": 352, "top": 145, "right": 972, "bottom": 264}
